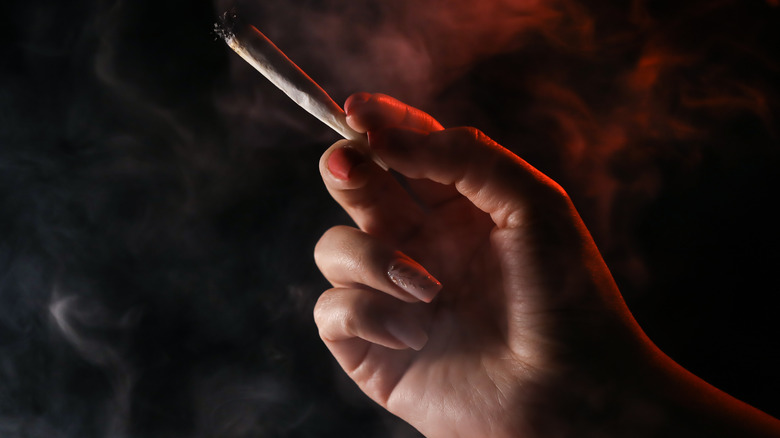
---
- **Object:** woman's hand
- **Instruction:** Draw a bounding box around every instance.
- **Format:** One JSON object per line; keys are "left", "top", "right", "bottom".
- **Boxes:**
{"left": 313, "top": 93, "right": 780, "bottom": 437}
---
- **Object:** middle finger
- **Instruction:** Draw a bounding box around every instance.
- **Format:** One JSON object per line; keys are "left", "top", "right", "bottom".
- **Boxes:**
{"left": 314, "top": 225, "right": 442, "bottom": 304}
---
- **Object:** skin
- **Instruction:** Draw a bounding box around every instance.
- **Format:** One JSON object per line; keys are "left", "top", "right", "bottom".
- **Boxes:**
{"left": 313, "top": 93, "right": 780, "bottom": 437}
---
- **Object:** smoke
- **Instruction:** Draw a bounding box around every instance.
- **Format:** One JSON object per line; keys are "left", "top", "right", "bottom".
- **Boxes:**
{"left": 1, "top": 0, "right": 779, "bottom": 437}
{"left": 262, "top": 0, "right": 780, "bottom": 297}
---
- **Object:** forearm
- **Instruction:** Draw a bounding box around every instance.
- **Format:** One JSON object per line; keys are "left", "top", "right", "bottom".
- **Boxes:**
{"left": 638, "top": 349, "right": 780, "bottom": 438}
{"left": 520, "top": 343, "right": 780, "bottom": 438}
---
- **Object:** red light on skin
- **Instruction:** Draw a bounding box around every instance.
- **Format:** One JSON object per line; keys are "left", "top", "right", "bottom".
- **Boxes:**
{"left": 769, "top": 0, "right": 778, "bottom": 7}
{"left": 327, "top": 146, "right": 365, "bottom": 181}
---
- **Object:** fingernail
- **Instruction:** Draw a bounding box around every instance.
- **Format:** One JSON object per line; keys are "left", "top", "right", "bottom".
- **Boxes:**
{"left": 344, "top": 92, "right": 371, "bottom": 115}
{"left": 327, "top": 146, "right": 365, "bottom": 180}
{"left": 387, "top": 256, "right": 442, "bottom": 302}
{"left": 385, "top": 319, "right": 429, "bottom": 351}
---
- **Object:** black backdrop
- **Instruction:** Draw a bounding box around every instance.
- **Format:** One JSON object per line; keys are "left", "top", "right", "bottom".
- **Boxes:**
{"left": 1, "top": 1, "right": 779, "bottom": 437}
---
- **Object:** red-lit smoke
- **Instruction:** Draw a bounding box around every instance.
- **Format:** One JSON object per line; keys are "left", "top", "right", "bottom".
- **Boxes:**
{"left": 219, "top": 0, "right": 777, "bottom": 291}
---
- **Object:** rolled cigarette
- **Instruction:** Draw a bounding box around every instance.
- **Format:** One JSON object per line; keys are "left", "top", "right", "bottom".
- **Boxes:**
{"left": 216, "top": 11, "right": 388, "bottom": 170}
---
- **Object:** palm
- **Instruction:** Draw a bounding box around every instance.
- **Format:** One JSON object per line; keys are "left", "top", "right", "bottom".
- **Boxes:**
{"left": 358, "top": 192, "right": 526, "bottom": 429}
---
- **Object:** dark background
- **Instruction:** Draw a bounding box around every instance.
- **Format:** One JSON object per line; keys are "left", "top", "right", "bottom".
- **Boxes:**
{"left": 1, "top": 0, "right": 778, "bottom": 437}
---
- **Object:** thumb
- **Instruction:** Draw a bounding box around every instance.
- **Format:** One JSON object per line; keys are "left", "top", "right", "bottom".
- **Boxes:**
{"left": 368, "top": 127, "right": 570, "bottom": 229}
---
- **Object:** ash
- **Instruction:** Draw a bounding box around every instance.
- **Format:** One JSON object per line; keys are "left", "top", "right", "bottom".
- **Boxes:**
{"left": 214, "top": 9, "right": 238, "bottom": 43}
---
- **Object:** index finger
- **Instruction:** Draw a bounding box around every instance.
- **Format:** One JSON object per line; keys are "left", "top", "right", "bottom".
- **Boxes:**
{"left": 344, "top": 93, "right": 458, "bottom": 207}
{"left": 345, "top": 93, "right": 444, "bottom": 134}
{"left": 369, "top": 127, "right": 571, "bottom": 230}
{"left": 320, "top": 94, "right": 446, "bottom": 241}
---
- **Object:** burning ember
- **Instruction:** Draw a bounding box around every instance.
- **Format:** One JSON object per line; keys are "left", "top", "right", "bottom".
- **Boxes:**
{"left": 214, "top": 11, "right": 389, "bottom": 172}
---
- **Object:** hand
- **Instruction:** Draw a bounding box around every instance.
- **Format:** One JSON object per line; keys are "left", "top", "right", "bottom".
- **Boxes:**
{"left": 313, "top": 93, "right": 780, "bottom": 437}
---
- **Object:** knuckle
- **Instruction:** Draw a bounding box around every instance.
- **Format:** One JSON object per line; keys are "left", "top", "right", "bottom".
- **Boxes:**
{"left": 314, "top": 225, "right": 353, "bottom": 265}
{"left": 529, "top": 173, "right": 572, "bottom": 208}
{"left": 548, "top": 180, "right": 571, "bottom": 202}
{"left": 313, "top": 236, "right": 329, "bottom": 269}
{"left": 314, "top": 286, "right": 342, "bottom": 308}
{"left": 312, "top": 289, "right": 337, "bottom": 326}
{"left": 434, "top": 126, "right": 500, "bottom": 166}
{"left": 450, "top": 126, "right": 492, "bottom": 146}
{"left": 462, "top": 126, "right": 482, "bottom": 141}
{"left": 314, "top": 288, "right": 364, "bottom": 340}
{"left": 544, "top": 182, "right": 575, "bottom": 215}
{"left": 340, "top": 292, "right": 371, "bottom": 337}
{"left": 341, "top": 310, "right": 360, "bottom": 337}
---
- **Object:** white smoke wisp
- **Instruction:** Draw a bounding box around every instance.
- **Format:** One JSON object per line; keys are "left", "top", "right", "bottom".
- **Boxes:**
{"left": 49, "top": 290, "right": 139, "bottom": 438}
